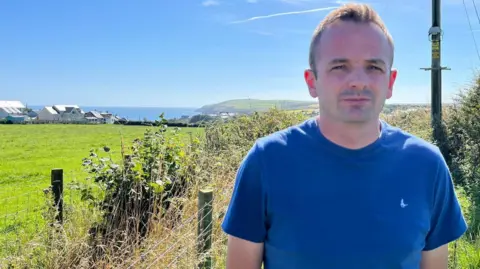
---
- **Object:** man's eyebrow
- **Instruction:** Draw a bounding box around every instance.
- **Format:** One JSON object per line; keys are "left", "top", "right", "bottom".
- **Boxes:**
{"left": 327, "top": 58, "right": 348, "bottom": 65}
{"left": 366, "top": 59, "right": 386, "bottom": 66}
{"left": 327, "top": 58, "right": 387, "bottom": 66}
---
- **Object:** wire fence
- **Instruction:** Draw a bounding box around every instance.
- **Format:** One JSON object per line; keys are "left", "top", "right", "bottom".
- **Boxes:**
{"left": 110, "top": 184, "right": 233, "bottom": 269}
{"left": 0, "top": 174, "right": 48, "bottom": 259}
{"left": 123, "top": 199, "right": 215, "bottom": 268}
{"left": 0, "top": 167, "right": 229, "bottom": 268}
{"left": 1, "top": 173, "right": 42, "bottom": 251}
{"left": 1, "top": 167, "right": 478, "bottom": 268}
{"left": 0, "top": 169, "right": 103, "bottom": 266}
{"left": 1, "top": 174, "right": 47, "bottom": 229}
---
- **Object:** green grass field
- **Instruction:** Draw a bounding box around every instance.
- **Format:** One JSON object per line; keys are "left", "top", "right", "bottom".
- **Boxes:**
{"left": 0, "top": 124, "right": 202, "bottom": 258}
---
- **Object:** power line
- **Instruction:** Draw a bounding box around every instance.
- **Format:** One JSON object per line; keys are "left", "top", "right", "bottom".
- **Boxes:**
{"left": 463, "top": 0, "right": 480, "bottom": 61}
{"left": 472, "top": 0, "right": 480, "bottom": 24}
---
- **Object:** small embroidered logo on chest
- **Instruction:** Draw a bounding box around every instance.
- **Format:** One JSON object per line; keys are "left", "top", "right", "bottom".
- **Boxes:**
{"left": 400, "top": 198, "right": 408, "bottom": 208}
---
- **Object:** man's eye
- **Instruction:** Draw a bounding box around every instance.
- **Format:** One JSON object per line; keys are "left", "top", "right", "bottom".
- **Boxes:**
{"left": 368, "top": 65, "right": 382, "bottom": 71}
{"left": 332, "top": 65, "right": 346, "bottom": 70}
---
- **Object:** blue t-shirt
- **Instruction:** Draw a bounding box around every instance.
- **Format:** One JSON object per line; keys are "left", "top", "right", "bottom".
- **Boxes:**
{"left": 221, "top": 117, "right": 468, "bottom": 269}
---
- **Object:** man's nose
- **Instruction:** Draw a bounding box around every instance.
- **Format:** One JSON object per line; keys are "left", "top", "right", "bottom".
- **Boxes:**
{"left": 347, "top": 68, "right": 369, "bottom": 90}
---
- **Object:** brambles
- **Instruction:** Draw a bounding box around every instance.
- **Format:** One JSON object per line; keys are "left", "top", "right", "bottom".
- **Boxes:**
{"left": 79, "top": 114, "right": 198, "bottom": 265}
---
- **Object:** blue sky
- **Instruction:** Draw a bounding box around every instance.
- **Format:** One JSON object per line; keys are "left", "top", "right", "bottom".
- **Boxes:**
{"left": 1, "top": 0, "right": 479, "bottom": 108}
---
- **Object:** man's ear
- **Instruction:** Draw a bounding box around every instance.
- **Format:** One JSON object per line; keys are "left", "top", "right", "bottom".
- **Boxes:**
{"left": 388, "top": 68, "right": 398, "bottom": 90}
{"left": 304, "top": 69, "right": 318, "bottom": 98}
{"left": 386, "top": 68, "right": 398, "bottom": 99}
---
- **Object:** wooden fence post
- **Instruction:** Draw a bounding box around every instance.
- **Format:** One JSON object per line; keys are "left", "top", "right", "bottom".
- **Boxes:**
{"left": 452, "top": 241, "right": 458, "bottom": 268}
{"left": 51, "top": 168, "right": 63, "bottom": 224}
{"left": 197, "top": 188, "right": 213, "bottom": 269}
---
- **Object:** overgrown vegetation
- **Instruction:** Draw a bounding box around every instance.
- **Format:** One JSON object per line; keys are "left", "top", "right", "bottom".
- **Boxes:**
{"left": 76, "top": 115, "right": 198, "bottom": 267}
{"left": 3, "top": 75, "right": 480, "bottom": 267}
{"left": 445, "top": 74, "right": 480, "bottom": 243}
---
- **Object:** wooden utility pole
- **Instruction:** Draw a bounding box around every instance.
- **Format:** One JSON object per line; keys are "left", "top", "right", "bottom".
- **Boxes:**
{"left": 421, "top": 0, "right": 450, "bottom": 155}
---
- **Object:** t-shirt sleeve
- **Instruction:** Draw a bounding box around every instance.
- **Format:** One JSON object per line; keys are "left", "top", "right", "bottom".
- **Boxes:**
{"left": 221, "top": 142, "right": 267, "bottom": 243}
{"left": 423, "top": 153, "right": 468, "bottom": 251}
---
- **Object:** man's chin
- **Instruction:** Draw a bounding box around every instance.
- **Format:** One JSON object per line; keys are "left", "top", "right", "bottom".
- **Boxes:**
{"left": 339, "top": 112, "right": 376, "bottom": 124}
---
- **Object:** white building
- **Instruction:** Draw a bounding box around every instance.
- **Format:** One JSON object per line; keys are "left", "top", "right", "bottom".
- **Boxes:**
{"left": 100, "top": 112, "right": 115, "bottom": 124}
{"left": 84, "top": 110, "right": 104, "bottom": 123}
{"left": 37, "top": 106, "right": 60, "bottom": 121}
{"left": 0, "top": 101, "right": 26, "bottom": 119}
{"left": 37, "top": 105, "right": 85, "bottom": 122}
{"left": 53, "top": 105, "right": 85, "bottom": 122}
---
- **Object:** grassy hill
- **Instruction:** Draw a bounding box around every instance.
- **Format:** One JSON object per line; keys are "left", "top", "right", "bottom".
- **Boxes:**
{"left": 196, "top": 98, "right": 432, "bottom": 115}
{"left": 195, "top": 99, "right": 318, "bottom": 114}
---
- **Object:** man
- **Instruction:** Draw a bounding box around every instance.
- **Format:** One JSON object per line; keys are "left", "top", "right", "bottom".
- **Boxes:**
{"left": 221, "top": 3, "right": 467, "bottom": 269}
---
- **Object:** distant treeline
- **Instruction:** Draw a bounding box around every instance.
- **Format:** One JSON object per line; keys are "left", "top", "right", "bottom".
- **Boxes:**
{"left": 0, "top": 118, "right": 203, "bottom": 128}
{"left": 115, "top": 120, "right": 202, "bottom": 128}
{"left": 382, "top": 104, "right": 430, "bottom": 114}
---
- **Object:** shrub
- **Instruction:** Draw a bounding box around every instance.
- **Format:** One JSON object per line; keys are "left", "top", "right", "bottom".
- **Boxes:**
{"left": 204, "top": 108, "right": 308, "bottom": 156}
{"left": 77, "top": 115, "right": 201, "bottom": 266}
{"left": 444, "top": 72, "right": 480, "bottom": 240}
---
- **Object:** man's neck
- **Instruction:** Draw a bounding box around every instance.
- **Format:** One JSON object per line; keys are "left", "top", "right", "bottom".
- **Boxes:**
{"left": 316, "top": 116, "right": 381, "bottom": 150}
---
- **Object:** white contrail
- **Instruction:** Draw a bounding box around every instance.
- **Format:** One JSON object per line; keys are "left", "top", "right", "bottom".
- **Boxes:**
{"left": 229, "top": 6, "right": 338, "bottom": 24}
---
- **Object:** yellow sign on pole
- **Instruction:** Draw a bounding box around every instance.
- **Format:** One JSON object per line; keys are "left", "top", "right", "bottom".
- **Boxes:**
{"left": 432, "top": 40, "right": 440, "bottom": 59}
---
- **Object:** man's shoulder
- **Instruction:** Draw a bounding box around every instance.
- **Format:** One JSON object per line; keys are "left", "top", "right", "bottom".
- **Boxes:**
{"left": 254, "top": 117, "right": 318, "bottom": 151}
{"left": 383, "top": 121, "right": 444, "bottom": 163}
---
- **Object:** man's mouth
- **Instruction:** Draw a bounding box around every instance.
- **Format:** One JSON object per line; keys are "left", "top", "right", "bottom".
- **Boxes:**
{"left": 342, "top": 97, "right": 371, "bottom": 102}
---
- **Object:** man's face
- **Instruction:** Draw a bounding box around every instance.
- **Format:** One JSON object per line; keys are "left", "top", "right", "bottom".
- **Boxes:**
{"left": 305, "top": 20, "right": 397, "bottom": 124}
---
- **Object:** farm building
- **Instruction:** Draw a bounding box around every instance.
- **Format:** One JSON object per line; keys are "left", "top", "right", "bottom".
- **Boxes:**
{"left": 84, "top": 110, "right": 118, "bottom": 124}
{"left": 27, "top": 110, "right": 38, "bottom": 118}
{"left": 84, "top": 110, "right": 104, "bottom": 123}
{"left": 37, "top": 106, "right": 60, "bottom": 121}
{"left": 100, "top": 112, "right": 115, "bottom": 124}
{"left": 116, "top": 116, "right": 128, "bottom": 124}
{"left": 0, "top": 100, "right": 26, "bottom": 119}
{"left": 5, "top": 115, "right": 26, "bottom": 123}
{"left": 53, "top": 105, "right": 85, "bottom": 122}
{"left": 37, "top": 105, "right": 85, "bottom": 122}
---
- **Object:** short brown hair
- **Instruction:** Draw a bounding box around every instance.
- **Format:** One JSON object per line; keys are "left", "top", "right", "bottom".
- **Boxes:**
{"left": 308, "top": 3, "right": 394, "bottom": 76}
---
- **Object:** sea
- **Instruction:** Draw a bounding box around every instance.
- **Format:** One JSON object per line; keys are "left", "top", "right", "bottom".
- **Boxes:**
{"left": 28, "top": 105, "right": 201, "bottom": 121}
